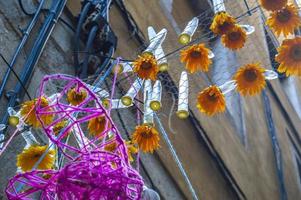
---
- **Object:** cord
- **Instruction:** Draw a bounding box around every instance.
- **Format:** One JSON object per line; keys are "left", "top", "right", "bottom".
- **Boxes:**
{"left": 0, "top": 53, "right": 32, "bottom": 100}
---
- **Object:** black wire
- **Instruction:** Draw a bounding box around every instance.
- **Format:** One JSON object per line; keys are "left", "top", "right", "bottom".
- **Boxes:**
{"left": 18, "top": 0, "right": 76, "bottom": 33}
{"left": 75, "top": 50, "right": 134, "bottom": 62}
{"left": 18, "top": 0, "right": 41, "bottom": 16}
{"left": 74, "top": 2, "right": 92, "bottom": 73}
{"left": 0, "top": 53, "right": 32, "bottom": 100}
{"left": 59, "top": 17, "right": 75, "bottom": 32}
{"left": 79, "top": 25, "right": 99, "bottom": 78}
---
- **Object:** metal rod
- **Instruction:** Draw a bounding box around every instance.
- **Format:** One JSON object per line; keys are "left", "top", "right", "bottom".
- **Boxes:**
{"left": 0, "top": 0, "right": 67, "bottom": 136}
{"left": 262, "top": 90, "right": 287, "bottom": 200}
{"left": 0, "top": 0, "right": 47, "bottom": 98}
{"left": 154, "top": 114, "right": 199, "bottom": 200}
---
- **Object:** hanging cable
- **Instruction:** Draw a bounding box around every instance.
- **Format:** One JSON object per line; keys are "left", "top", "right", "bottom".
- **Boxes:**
{"left": 0, "top": 54, "right": 32, "bottom": 100}
{"left": 18, "top": 0, "right": 75, "bottom": 31}
{"left": 80, "top": 25, "right": 99, "bottom": 78}
{"left": 74, "top": 1, "right": 92, "bottom": 73}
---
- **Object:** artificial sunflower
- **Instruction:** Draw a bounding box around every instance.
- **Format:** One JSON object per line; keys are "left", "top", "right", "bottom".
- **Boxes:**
{"left": 267, "top": 4, "right": 301, "bottom": 37}
{"left": 20, "top": 97, "right": 54, "bottom": 128}
{"left": 104, "top": 141, "right": 118, "bottom": 152}
{"left": 17, "top": 145, "right": 55, "bottom": 172}
{"left": 180, "top": 43, "right": 212, "bottom": 73}
{"left": 197, "top": 85, "right": 226, "bottom": 116}
{"left": 53, "top": 120, "right": 69, "bottom": 137}
{"left": 126, "top": 140, "right": 138, "bottom": 162}
{"left": 133, "top": 54, "right": 159, "bottom": 80}
{"left": 132, "top": 125, "right": 160, "bottom": 153}
{"left": 221, "top": 25, "right": 247, "bottom": 50}
{"left": 259, "top": 0, "right": 287, "bottom": 11}
{"left": 233, "top": 63, "right": 266, "bottom": 96}
{"left": 275, "top": 37, "right": 301, "bottom": 76}
{"left": 210, "top": 11, "right": 236, "bottom": 35}
{"left": 87, "top": 115, "right": 110, "bottom": 137}
{"left": 66, "top": 87, "right": 87, "bottom": 106}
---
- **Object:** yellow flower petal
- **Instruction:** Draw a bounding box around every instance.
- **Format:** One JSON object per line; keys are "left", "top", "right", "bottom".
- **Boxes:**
{"left": 197, "top": 86, "right": 226, "bottom": 116}
{"left": 17, "top": 145, "right": 55, "bottom": 172}
{"left": 180, "top": 43, "right": 212, "bottom": 73}
{"left": 133, "top": 54, "right": 159, "bottom": 80}
{"left": 132, "top": 125, "right": 160, "bottom": 153}
{"left": 233, "top": 63, "right": 266, "bottom": 96}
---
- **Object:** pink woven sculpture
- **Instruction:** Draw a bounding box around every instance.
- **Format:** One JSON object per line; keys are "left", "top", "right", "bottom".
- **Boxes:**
{"left": 56, "top": 151, "right": 143, "bottom": 199}
{"left": 6, "top": 170, "right": 58, "bottom": 199}
{"left": 6, "top": 74, "right": 144, "bottom": 199}
{"left": 6, "top": 151, "right": 144, "bottom": 200}
{"left": 35, "top": 74, "right": 128, "bottom": 161}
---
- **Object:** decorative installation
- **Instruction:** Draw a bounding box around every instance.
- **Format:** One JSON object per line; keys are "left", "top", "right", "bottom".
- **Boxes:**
{"left": 4, "top": 75, "right": 145, "bottom": 199}
{"left": 1, "top": 0, "right": 301, "bottom": 199}
{"left": 266, "top": 4, "right": 301, "bottom": 37}
{"left": 275, "top": 37, "right": 301, "bottom": 76}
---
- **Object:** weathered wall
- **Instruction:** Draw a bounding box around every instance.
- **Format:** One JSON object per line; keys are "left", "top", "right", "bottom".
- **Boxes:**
{"left": 120, "top": 0, "right": 301, "bottom": 199}
{"left": 0, "top": 0, "right": 301, "bottom": 200}
{"left": 0, "top": 1, "right": 234, "bottom": 200}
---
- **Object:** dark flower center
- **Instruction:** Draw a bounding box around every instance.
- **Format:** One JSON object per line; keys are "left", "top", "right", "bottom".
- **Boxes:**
{"left": 34, "top": 154, "right": 41, "bottom": 158}
{"left": 73, "top": 91, "right": 85, "bottom": 101}
{"left": 40, "top": 100, "right": 49, "bottom": 108}
{"left": 141, "top": 61, "right": 152, "bottom": 70}
{"left": 190, "top": 50, "right": 201, "bottom": 58}
{"left": 276, "top": 9, "right": 291, "bottom": 23}
{"left": 290, "top": 45, "right": 301, "bottom": 61}
{"left": 218, "top": 22, "right": 233, "bottom": 33}
{"left": 228, "top": 31, "right": 241, "bottom": 41}
{"left": 243, "top": 69, "right": 258, "bottom": 82}
{"left": 207, "top": 91, "right": 218, "bottom": 102}
{"left": 141, "top": 130, "right": 152, "bottom": 138}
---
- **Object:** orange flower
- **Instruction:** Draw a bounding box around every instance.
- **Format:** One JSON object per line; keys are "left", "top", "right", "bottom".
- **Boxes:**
{"left": 20, "top": 97, "right": 54, "bottom": 128}
{"left": 259, "top": 0, "right": 287, "bottom": 11}
{"left": 180, "top": 43, "right": 212, "bottom": 73}
{"left": 267, "top": 4, "right": 301, "bottom": 37}
{"left": 221, "top": 25, "right": 247, "bottom": 50}
{"left": 87, "top": 115, "right": 110, "bottom": 137}
{"left": 210, "top": 11, "right": 236, "bottom": 35}
{"left": 275, "top": 37, "right": 301, "bottom": 76}
{"left": 66, "top": 87, "right": 87, "bottom": 106}
{"left": 233, "top": 63, "right": 266, "bottom": 96}
{"left": 197, "top": 86, "right": 226, "bottom": 116}
{"left": 133, "top": 54, "right": 159, "bottom": 80}
{"left": 132, "top": 125, "right": 160, "bottom": 153}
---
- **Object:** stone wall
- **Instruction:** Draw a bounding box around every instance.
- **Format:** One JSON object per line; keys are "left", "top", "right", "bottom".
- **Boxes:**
{"left": 0, "top": 0, "right": 301, "bottom": 200}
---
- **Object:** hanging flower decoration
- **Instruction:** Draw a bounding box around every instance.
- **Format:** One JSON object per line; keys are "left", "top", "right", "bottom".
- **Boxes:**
{"left": 275, "top": 37, "right": 301, "bottom": 76}
{"left": 221, "top": 25, "right": 247, "bottom": 50}
{"left": 17, "top": 145, "right": 55, "bottom": 172}
{"left": 197, "top": 85, "right": 226, "bottom": 116}
{"left": 132, "top": 125, "right": 160, "bottom": 153}
{"left": 267, "top": 4, "right": 301, "bottom": 37}
{"left": 53, "top": 120, "right": 69, "bottom": 137}
{"left": 88, "top": 115, "right": 110, "bottom": 137}
{"left": 20, "top": 97, "right": 54, "bottom": 128}
{"left": 180, "top": 43, "right": 212, "bottom": 73}
{"left": 66, "top": 87, "right": 87, "bottom": 106}
{"left": 210, "top": 11, "right": 236, "bottom": 35}
{"left": 126, "top": 141, "right": 138, "bottom": 162}
{"left": 259, "top": 0, "right": 287, "bottom": 11}
{"left": 233, "top": 63, "right": 266, "bottom": 96}
{"left": 133, "top": 54, "right": 159, "bottom": 80}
